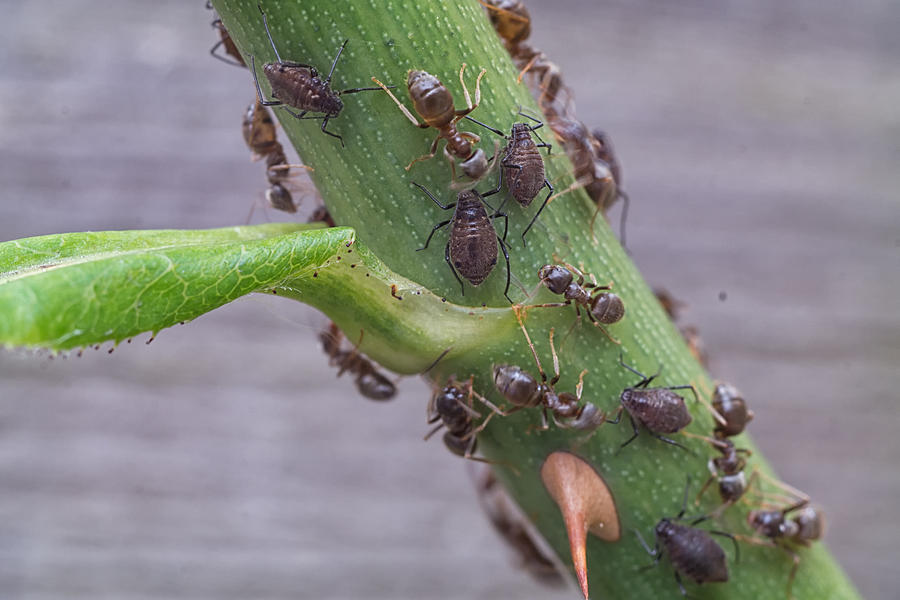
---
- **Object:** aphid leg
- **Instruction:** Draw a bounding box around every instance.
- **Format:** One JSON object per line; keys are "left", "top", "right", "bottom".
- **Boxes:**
{"left": 618, "top": 353, "right": 658, "bottom": 387}
{"left": 370, "top": 77, "right": 425, "bottom": 127}
{"left": 521, "top": 180, "right": 554, "bottom": 246}
{"left": 633, "top": 528, "right": 662, "bottom": 567}
{"left": 319, "top": 116, "right": 345, "bottom": 147}
{"left": 497, "top": 234, "right": 513, "bottom": 303}
{"left": 673, "top": 572, "right": 688, "bottom": 597}
{"left": 708, "top": 530, "right": 741, "bottom": 564}
{"left": 615, "top": 412, "right": 641, "bottom": 454}
{"left": 667, "top": 384, "right": 727, "bottom": 428}
{"left": 649, "top": 432, "right": 693, "bottom": 453}
{"left": 445, "top": 241, "right": 466, "bottom": 296}
{"left": 463, "top": 115, "right": 506, "bottom": 137}
{"left": 416, "top": 219, "right": 452, "bottom": 251}
{"left": 257, "top": 5, "right": 285, "bottom": 64}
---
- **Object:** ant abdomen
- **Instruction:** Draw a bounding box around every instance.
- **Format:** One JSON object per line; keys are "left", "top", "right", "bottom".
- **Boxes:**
{"left": 590, "top": 292, "right": 625, "bottom": 324}
{"left": 493, "top": 365, "right": 542, "bottom": 407}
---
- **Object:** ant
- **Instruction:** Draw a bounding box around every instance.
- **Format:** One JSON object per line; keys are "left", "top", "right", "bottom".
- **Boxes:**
{"left": 464, "top": 112, "right": 554, "bottom": 245}
{"left": 711, "top": 382, "right": 754, "bottom": 439}
{"left": 411, "top": 181, "right": 512, "bottom": 303}
{"left": 209, "top": 17, "right": 245, "bottom": 67}
{"left": 480, "top": 0, "right": 573, "bottom": 119}
{"left": 744, "top": 494, "right": 825, "bottom": 598}
{"left": 493, "top": 322, "right": 607, "bottom": 435}
{"left": 689, "top": 436, "right": 754, "bottom": 515}
{"left": 472, "top": 466, "right": 565, "bottom": 587}
{"left": 548, "top": 117, "right": 630, "bottom": 245}
{"left": 425, "top": 377, "right": 507, "bottom": 462}
{"left": 319, "top": 323, "right": 396, "bottom": 401}
{"left": 608, "top": 355, "right": 725, "bottom": 454}
{"left": 250, "top": 5, "right": 389, "bottom": 147}
{"left": 635, "top": 478, "right": 739, "bottom": 596}
{"left": 528, "top": 263, "right": 624, "bottom": 343}
{"left": 653, "top": 287, "right": 710, "bottom": 368}
{"left": 372, "top": 66, "right": 491, "bottom": 181}
{"left": 242, "top": 100, "right": 313, "bottom": 215}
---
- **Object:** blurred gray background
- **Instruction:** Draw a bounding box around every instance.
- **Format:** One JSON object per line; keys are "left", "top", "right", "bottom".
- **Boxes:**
{"left": 0, "top": 0, "right": 897, "bottom": 598}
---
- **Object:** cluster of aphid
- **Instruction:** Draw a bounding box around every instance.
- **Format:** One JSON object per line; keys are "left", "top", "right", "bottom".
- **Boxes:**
{"left": 207, "top": 4, "right": 823, "bottom": 598}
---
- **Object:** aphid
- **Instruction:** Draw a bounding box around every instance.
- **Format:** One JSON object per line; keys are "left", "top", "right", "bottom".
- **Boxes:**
{"left": 372, "top": 66, "right": 490, "bottom": 180}
{"left": 210, "top": 17, "right": 246, "bottom": 67}
{"left": 494, "top": 325, "right": 605, "bottom": 434}
{"left": 411, "top": 182, "right": 512, "bottom": 302}
{"left": 711, "top": 382, "right": 754, "bottom": 438}
{"left": 425, "top": 378, "right": 506, "bottom": 461}
{"left": 474, "top": 466, "right": 565, "bottom": 587}
{"left": 251, "top": 6, "right": 388, "bottom": 146}
{"left": 527, "top": 263, "right": 623, "bottom": 343}
{"left": 464, "top": 113, "right": 554, "bottom": 245}
{"left": 319, "top": 323, "right": 396, "bottom": 401}
{"left": 608, "top": 355, "right": 721, "bottom": 453}
{"left": 746, "top": 498, "right": 825, "bottom": 598}
{"left": 635, "top": 479, "right": 739, "bottom": 596}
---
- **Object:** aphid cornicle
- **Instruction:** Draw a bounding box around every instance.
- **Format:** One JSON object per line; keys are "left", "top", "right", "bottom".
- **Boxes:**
{"left": 464, "top": 113, "right": 554, "bottom": 245}
{"left": 372, "top": 66, "right": 490, "bottom": 180}
{"left": 250, "top": 5, "right": 389, "bottom": 146}
{"left": 412, "top": 182, "right": 512, "bottom": 302}
{"left": 607, "top": 355, "right": 707, "bottom": 453}
{"left": 635, "top": 479, "right": 738, "bottom": 596}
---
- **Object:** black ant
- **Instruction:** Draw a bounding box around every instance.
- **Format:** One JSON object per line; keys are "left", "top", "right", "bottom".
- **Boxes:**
{"left": 210, "top": 17, "right": 245, "bottom": 67}
{"left": 241, "top": 100, "right": 312, "bottom": 215}
{"left": 711, "top": 382, "right": 754, "bottom": 438}
{"left": 464, "top": 112, "right": 554, "bottom": 245}
{"left": 608, "top": 355, "right": 724, "bottom": 453}
{"left": 690, "top": 436, "right": 754, "bottom": 515}
{"left": 493, "top": 322, "right": 607, "bottom": 435}
{"left": 531, "top": 263, "right": 624, "bottom": 343}
{"left": 411, "top": 181, "right": 512, "bottom": 303}
{"left": 319, "top": 323, "right": 396, "bottom": 401}
{"left": 372, "top": 66, "right": 491, "bottom": 181}
{"left": 635, "top": 478, "right": 739, "bottom": 596}
{"left": 473, "top": 466, "right": 565, "bottom": 587}
{"left": 250, "top": 5, "right": 389, "bottom": 147}
{"left": 425, "top": 377, "right": 507, "bottom": 462}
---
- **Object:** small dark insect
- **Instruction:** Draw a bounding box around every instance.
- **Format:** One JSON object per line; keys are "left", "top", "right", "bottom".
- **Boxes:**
{"left": 473, "top": 466, "right": 565, "bottom": 587}
{"left": 548, "top": 117, "right": 630, "bottom": 245}
{"left": 464, "top": 112, "right": 554, "bottom": 245}
{"left": 412, "top": 182, "right": 512, "bottom": 302}
{"left": 319, "top": 323, "right": 396, "bottom": 401}
{"left": 652, "top": 288, "right": 709, "bottom": 367}
{"left": 607, "top": 355, "right": 722, "bottom": 453}
{"left": 372, "top": 66, "right": 491, "bottom": 180}
{"left": 526, "top": 263, "right": 623, "bottom": 343}
{"left": 711, "top": 382, "right": 754, "bottom": 438}
{"left": 251, "top": 5, "right": 389, "bottom": 146}
{"left": 210, "top": 17, "right": 246, "bottom": 67}
{"left": 635, "top": 479, "right": 739, "bottom": 596}
{"left": 241, "top": 100, "right": 312, "bottom": 215}
{"left": 425, "top": 378, "right": 506, "bottom": 461}
{"left": 695, "top": 437, "right": 753, "bottom": 513}
{"left": 746, "top": 498, "right": 825, "bottom": 598}
{"left": 307, "top": 205, "right": 336, "bottom": 227}
{"left": 494, "top": 325, "right": 606, "bottom": 434}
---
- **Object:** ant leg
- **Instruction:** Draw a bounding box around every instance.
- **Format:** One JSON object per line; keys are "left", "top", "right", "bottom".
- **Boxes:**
{"left": 575, "top": 369, "right": 587, "bottom": 401}
{"left": 618, "top": 189, "right": 630, "bottom": 249}
{"left": 323, "top": 39, "right": 349, "bottom": 84}
{"left": 209, "top": 39, "right": 245, "bottom": 67}
{"left": 320, "top": 117, "right": 345, "bottom": 147}
{"left": 471, "top": 389, "right": 512, "bottom": 417}
{"left": 370, "top": 77, "right": 426, "bottom": 127}
{"left": 455, "top": 64, "right": 487, "bottom": 117}
{"left": 615, "top": 413, "right": 641, "bottom": 454}
{"left": 417, "top": 219, "right": 452, "bottom": 251}
{"left": 251, "top": 56, "right": 284, "bottom": 107}
{"left": 548, "top": 327, "right": 561, "bottom": 385}
{"left": 512, "top": 304, "right": 546, "bottom": 379}
{"left": 517, "top": 53, "right": 540, "bottom": 84}
{"left": 785, "top": 547, "right": 801, "bottom": 600}
{"left": 521, "top": 179, "right": 554, "bottom": 246}
{"left": 406, "top": 135, "right": 443, "bottom": 170}
{"left": 423, "top": 421, "right": 444, "bottom": 441}
{"left": 445, "top": 241, "right": 466, "bottom": 296}
{"left": 412, "top": 181, "right": 457, "bottom": 210}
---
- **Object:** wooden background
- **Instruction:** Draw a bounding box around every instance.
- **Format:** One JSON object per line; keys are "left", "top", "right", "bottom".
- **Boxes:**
{"left": 0, "top": 1, "right": 897, "bottom": 598}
